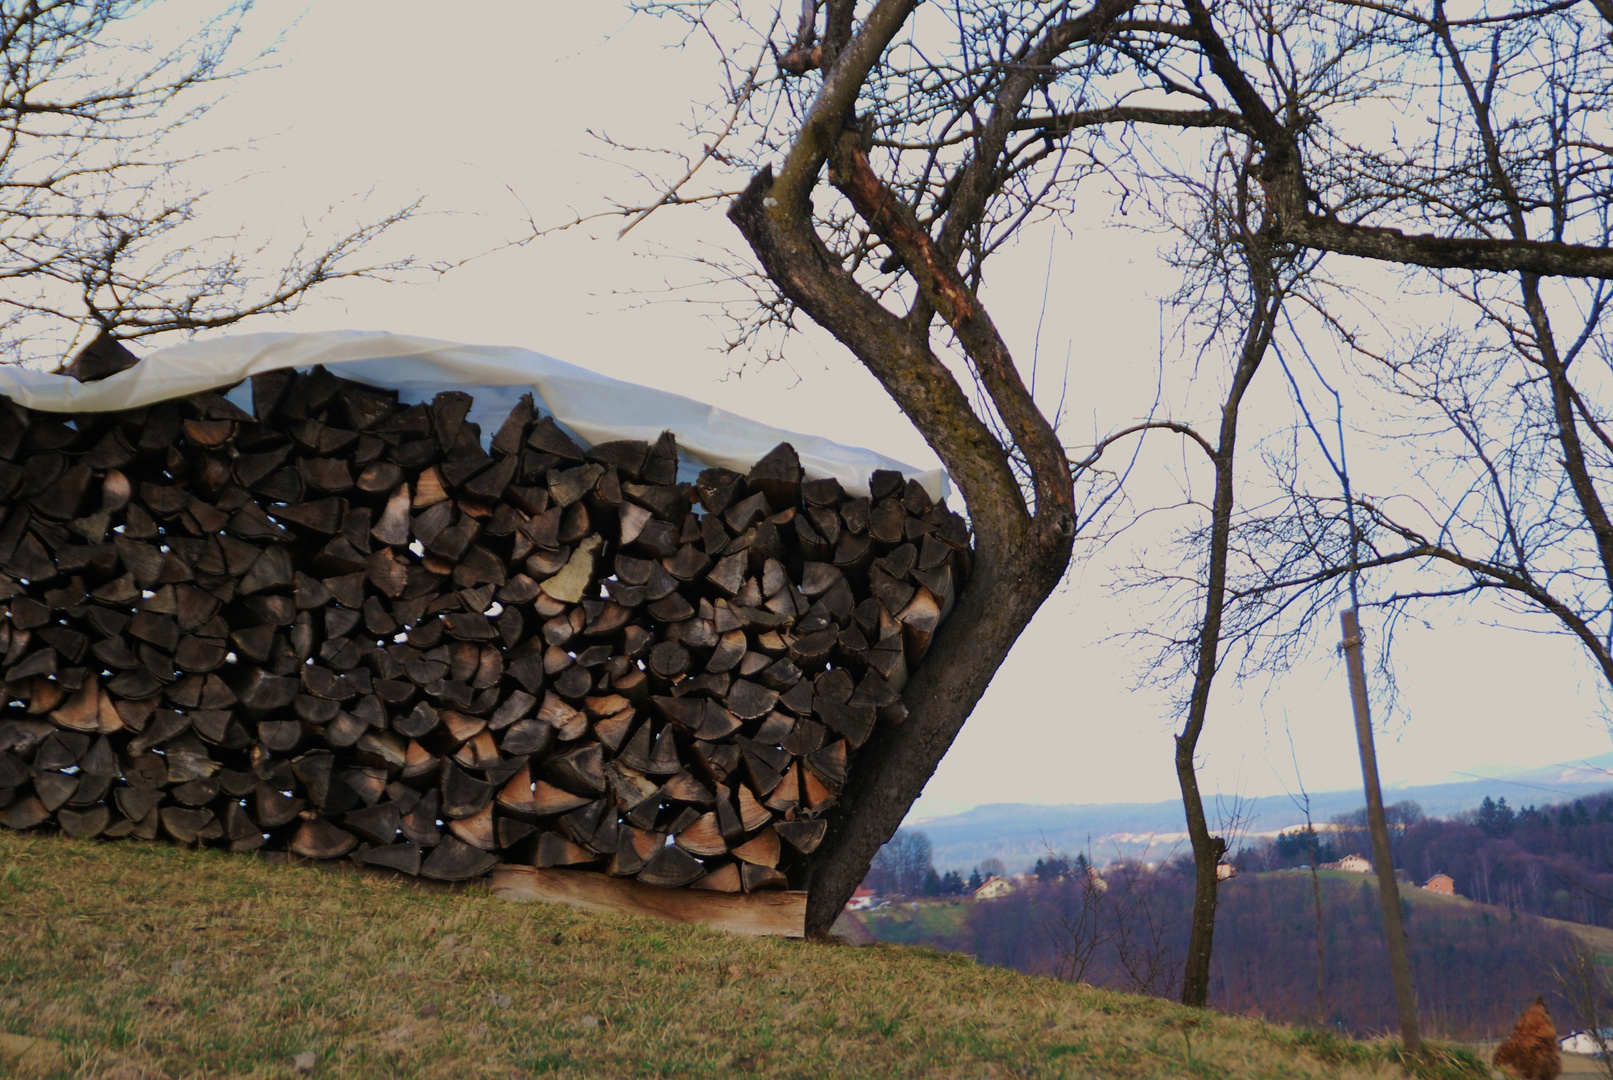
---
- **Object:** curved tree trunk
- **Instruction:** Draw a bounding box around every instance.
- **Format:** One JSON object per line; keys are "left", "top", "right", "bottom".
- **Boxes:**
{"left": 730, "top": 168, "right": 1076, "bottom": 933}
{"left": 717, "top": 0, "right": 1135, "bottom": 935}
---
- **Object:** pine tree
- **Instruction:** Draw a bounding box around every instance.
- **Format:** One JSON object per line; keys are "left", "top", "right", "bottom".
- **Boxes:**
{"left": 1477, "top": 796, "right": 1516, "bottom": 838}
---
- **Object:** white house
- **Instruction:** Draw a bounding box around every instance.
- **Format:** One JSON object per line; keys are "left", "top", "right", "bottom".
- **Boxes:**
{"left": 1561, "top": 1029, "right": 1613, "bottom": 1056}
{"left": 845, "top": 886, "right": 877, "bottom": 911}
{"left": 973, "top": 876, "right": 1016, "bottom": 901}
{"left": 1322, "top": 854, "right": 1372, "bottom": 874}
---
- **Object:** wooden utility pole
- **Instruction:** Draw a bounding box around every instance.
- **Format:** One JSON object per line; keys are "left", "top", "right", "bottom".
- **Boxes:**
{"left": 1339, "top": 608, "right": 1421, "bottom": 1057}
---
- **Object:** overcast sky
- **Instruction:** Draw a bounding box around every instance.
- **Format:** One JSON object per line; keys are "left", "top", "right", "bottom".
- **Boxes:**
{"left": 141, "top": 2, "right": 1613, "bottom": 818}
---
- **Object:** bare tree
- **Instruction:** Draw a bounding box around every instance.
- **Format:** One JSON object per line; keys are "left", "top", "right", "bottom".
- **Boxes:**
{"left": 1079, "top": 143, "right": 1301, "bottom": 1004}
{"left": 1046, "top": 849, "right": 1113, "bottom": 984}
{"left": 1292, "top": 772, "right": 1329, "bottom": 1027}
{"left": 2, "top": 2, "right": 419, "bottom": 370}
{"left": 614, "top": 0, "right": 1348, "bottom": 950}
{"left": 620, "top": 0, "right": 1195, "bottom": 936}
{"left": 1106, "top": 858, "right": 1184, "bottom": 998}
{"left": 612, "top": 0, "right": 1613, "bottom": 981}
{"left": 866, "top": 828, "right": 934, "bottom": 896}
{"left": 1101, "top": 0, "right": 1613, "bottom": 1022}
{"left": 1169, "top": 21, "right": 1613, "bottom": 1041}
{"left": 1147, "top": 0, "right": 1613, "bottom": 684}
{"left": 1554, "top": 939, "right": 1613, "bottom": 1080}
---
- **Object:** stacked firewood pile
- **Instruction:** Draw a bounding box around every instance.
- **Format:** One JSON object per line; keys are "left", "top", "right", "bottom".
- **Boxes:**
{"left": 0, "top": 366, "right": 969, "bottom": 891}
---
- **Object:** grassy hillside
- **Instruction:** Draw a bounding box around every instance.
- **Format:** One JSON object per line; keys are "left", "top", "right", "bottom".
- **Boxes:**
{"left": 0, "top": 832, "right": 1489, "bottom": 1080}
{"left": 1397, "top": 869, "right": 1613, "bottom": 951}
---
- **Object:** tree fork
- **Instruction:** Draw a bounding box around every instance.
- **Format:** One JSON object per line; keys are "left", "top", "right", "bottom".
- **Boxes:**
{"left": 728, "top": 170, "right": 1076, "bottom": 934}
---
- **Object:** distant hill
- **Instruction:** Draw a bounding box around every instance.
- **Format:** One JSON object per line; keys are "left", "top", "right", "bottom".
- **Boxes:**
{"left": 859, "top": 868, "right": 1586, "bottom": 1040}
{"left": 913, "top": 754, "right": 1613, "bottom": 872}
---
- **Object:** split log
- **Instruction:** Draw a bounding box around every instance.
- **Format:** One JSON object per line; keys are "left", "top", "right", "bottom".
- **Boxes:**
{"left": 355, "top": 842, "right": 423, "bottom": 876}
{"left": 535, "top": 832, "right": 599, "bottom": 868}
{"left": 775, "top": 819, "right": 828, "bottom": 855}
{"left": 422, "top": 834, "right": 498, "bottom": 880}
{"left": 741, "top": 863, "right": 790, "bottom": 892}
{"left": 692, "top": 861, "right": 743, "bottom": 892}
{"left": 674, "top": 812, "right": 728, "bottom": 857}
{"left": 732, "top": 826, "right": 781, "bottom": 867}
{"left": 638, "top": 843, "right": 705, "bottom": 888}
{"left": 291, "top": 818, "right": 358, "bottom": 859}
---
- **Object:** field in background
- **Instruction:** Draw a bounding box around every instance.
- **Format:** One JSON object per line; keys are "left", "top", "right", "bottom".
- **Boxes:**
{"left": 857, "top": 900, "right": 971, "bottom": 948}
{"left": 0, "top": 832, "right": 1494, "bottom": 1079}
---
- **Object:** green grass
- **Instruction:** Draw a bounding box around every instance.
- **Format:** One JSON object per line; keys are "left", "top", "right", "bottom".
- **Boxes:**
{"left": 0, "top": 831, "right": 1491, "bottom": 1079}
{"left": 859, "top": 899, "right": 971, "bottom": 947}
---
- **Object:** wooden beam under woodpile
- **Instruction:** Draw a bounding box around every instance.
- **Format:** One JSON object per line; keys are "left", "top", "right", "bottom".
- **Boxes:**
{"left": 0, "top": 364, "right": 971, "bottom": 901}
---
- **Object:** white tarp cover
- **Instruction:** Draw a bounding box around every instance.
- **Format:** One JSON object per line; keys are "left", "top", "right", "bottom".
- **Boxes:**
{"left": 0, "top": 330, "right": 947, "bottom": 499}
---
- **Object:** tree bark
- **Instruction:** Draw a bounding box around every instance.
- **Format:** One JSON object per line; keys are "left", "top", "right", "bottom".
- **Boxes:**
{"left": 800, "top": 536, "right": 1066, "bottom": 931}
{"left": 1340, "top": 609, "right": 1421, "bottom": 1055}
{"left": 1310, "top": 857, "right": 1326, "bottom": 1025}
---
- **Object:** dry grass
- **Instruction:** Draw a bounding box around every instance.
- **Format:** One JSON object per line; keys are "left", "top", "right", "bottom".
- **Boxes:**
{"left": 0, "top": 831, "right": 1490, "bottom": 1080}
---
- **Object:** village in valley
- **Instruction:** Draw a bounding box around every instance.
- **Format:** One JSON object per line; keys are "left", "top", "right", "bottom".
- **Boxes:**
{"left": 847, "top": 846, "right": 1432, "bottom": 912}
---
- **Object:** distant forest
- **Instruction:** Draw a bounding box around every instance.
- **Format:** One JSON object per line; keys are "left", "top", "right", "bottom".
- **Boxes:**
{"left": 1242, "top": 789, "right": 1613, "bottom": 927}
{"left": 861, "top": 788, "right": 1613, "bottom": 1038}
{"left": 970, "top": 870, "right": 1572, "bottom": 1038}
